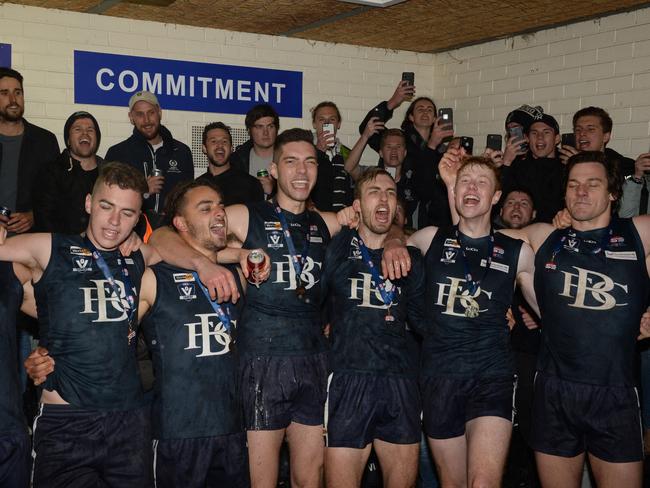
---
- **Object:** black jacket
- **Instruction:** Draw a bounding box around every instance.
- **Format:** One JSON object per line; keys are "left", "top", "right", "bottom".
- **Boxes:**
{"left": 33, "top": 151, "right": 103, "bottom": 234}
{"left": 500, "top": 155, "right": 566, "bottom": 224}
{"left": 0, "top": 119, "right": 59, "bottom": 213}
{"left": 105, "top": 125, "right": 193, "bottom": 213}
{"left": 230, "top": 139, "right": 255, "bottom": 175}
{"left": 605, "top": 147, "right": 634, "bottom": 177}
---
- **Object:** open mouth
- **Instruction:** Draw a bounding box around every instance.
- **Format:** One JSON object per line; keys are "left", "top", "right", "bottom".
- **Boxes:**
{"left": 375, "top": 205, "right": 391, "bottom": 224}
{"left": 291, "top": 179, "right": 309, "bottom": 190}
{"left": 463, "top": 194, "right": 480, "bottom": 206}
{"left": 210, "top": 221, "right": 226, "bottom": 237}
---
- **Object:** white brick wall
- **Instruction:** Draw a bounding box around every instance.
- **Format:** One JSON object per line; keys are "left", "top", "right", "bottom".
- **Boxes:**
{"left": 0, "top": 3, "right": 434, "bottom": 166}
{"left": 5, "top": 3, "right": 650, "bottom": 163}
{"left": 433, "top": 6, "right": 650, "bottom": 158}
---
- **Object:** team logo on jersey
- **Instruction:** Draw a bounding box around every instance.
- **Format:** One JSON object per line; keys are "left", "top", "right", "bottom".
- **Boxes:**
{"left": 443, "top": 238, "right": 460, "bottom": 249}
{"left": 434, "top": 276, "right": 492, "bottom": 317}
{"left": 167, "top": 160, "right": 181, "bottom": 173}
{"left": 559, "top": 266, "right": 628, "bottom": 310}
{"left": 264, "top": 221, "right": 282, "bottom": 231}
{"left": 267, "top": 230, "right": 284, "bottom": 249}
{"left": 173, "top": 273, "right": 195, "bottom": 283}
{"left": 348, "top": 237, "right": 362, "bottom": 260}
{"left": 440, "top": 248, "right": 457, "bottom": 264}
{"left": 69, "top": 246, "right": 92, "bottom": 257}
{"left": 564, "top": 236, "right": 580, "bottom": 252}
{"left": 348, "top": 271, "right": 400, "bottom": 309}
{"left": 72, "top": 256, "right": 93, "bottom": 272}
{"left": 480, "top": 258, "right": 509, "bottom": 273}
{"left": 80, "top": 278, "right": 136, "bottom": 322}
{"left": 185, "top": 312, "right": 233, "bottom": 357}
{"left": 273, "top": 255, "right": 322, "bottom": 290}
{"left": 493, "top": 246, "right": 505, "bottom": 257}
{"left": 177, "top": 283, "right": 197, "bottom": 301}
{"left": 604, "top": 250, "right": 637, "bottom": 261}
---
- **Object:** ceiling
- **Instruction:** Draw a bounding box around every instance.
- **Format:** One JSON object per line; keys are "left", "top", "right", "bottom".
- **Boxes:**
{"left": 10, "top": 0, "right": 650, "bottom": 53}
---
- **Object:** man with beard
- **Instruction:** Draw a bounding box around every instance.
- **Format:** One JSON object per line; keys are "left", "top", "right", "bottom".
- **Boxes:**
{"left": 500, "top": 113, "right": 565, "bottom": 223}
{"left": 34, "top": 111, "right": 103, "bottom": 234}
{"left": 323, "top": 168, "right": 425, "bottom": 488}
{"left": 151, "top": 128, "right": 412, "bottom": 488}
{"left": 105, "top": 90, "right": 193, "bottom": 215}
{"left": 402, "top": 153, "right": 537, "bottom": 488}
{"left": 196, "top": 122, "right": 263, "bottom": 206}
{"left": 0, "top": 67, "right": 59, "bottom": 234}
{"left": 504, "top": 151, "right": 650, "bottom": 487}
{"left": 139, "top": 179, "right": 250, "bottom": 487}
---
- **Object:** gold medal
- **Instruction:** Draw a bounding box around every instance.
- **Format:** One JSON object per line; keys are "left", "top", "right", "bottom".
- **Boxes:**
{"left": 465, "top": 303, "right": 480, "bottom": 318}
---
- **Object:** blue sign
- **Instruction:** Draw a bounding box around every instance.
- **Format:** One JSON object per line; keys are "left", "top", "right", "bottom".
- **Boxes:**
{"left": 0, "top": 44, "right": 11, "bottom": 68}
{"left": 74, "top": 50, "right": 302, "bottom": 117}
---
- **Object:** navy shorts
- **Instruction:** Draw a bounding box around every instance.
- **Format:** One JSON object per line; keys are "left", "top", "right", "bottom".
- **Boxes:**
{"left": 0, "top": 429, "right": 30, "bottom": 488}
{"left": 154, "top": 432, "right": 249, "bottom": 488}
{"left": 32, "top": 404, "right": 152, "bottom": 488}
{"left": 326, "top": 373, "right": 420, "bottom": 448}
{"left": 240, "top": 352, "right": 328, "bottom": 430}
{"left": 422, "top": 376, "right": 516, "bottom": 439}
{"left": 530, "top": 373, "right": 643, "bottom": 463}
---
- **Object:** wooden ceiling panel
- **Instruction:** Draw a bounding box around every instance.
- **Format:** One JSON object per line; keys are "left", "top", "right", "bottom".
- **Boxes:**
{"left": 8, "top": 0, "right": 650, "bottom": 53}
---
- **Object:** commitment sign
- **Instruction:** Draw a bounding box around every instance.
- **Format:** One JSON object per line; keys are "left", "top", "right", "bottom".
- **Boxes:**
{"left": 74, "top": 50, "right": 303, "bottom": 117}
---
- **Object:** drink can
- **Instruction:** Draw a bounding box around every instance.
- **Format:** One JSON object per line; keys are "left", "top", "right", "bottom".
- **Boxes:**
{"left": 246, "top": 249, "right": 265, "bottom": 286}
{"left": 0, "top": 206, "right": 10, "bottom": 219}
{"left": 151, "top": 168, "right": 163, "bottom": 177}
{"left": 257, "top": 169, "right": 269, "bottom": 178}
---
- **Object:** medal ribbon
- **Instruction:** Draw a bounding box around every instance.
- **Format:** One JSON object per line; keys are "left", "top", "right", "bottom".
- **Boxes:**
{"left": 84, "top": 237, "right": 136, "bottom": 342}
{"left": 192, "top": 272, "right": 232, "bottom": 334}
{"left": 274, "top": 204, "right": 311, "bottom": 288}
{"left": 455, "top": 227, "right": 494, "bottom": 296}
{"left": 356, "top": 233, "right": 396, "bottom": 308}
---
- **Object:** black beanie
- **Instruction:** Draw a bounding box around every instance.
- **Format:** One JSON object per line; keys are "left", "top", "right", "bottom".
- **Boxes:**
{"left": 64, "top": 111, "right": 101, "bottom": 151}
{"left": 505, "top": 105, "right": 544, "bottom": 131}
{"left": 526, "top": 113, "right": 560, "bottom": 134}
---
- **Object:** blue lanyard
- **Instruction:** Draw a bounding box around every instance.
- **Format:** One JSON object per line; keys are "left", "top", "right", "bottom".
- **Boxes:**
{"left": 356, "top": 233, "right": 396, "bottom": 308}
{"left": 192, "top": 272, "right": 232, "bottom": 334}
{"left": 84, "top": 237, "right": 137, "bottom": 344}
{"left": 455, "top": 227, "right": 494, "bottom": 296}
{"left": 274, "top": 204, "right": 310, "bottom": 288}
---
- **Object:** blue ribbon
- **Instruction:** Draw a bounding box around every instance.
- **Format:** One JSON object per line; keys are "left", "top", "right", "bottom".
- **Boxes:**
{"left": 192, "top": 271, "right": 232, "bottom": 334}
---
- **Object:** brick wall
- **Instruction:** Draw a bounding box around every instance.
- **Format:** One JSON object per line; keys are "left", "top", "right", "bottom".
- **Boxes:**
{"left": 0, "top": 3, "right": 434, "bottom": 165}
{"left": 434, "top": 8, "right": 650, "bottom": 159}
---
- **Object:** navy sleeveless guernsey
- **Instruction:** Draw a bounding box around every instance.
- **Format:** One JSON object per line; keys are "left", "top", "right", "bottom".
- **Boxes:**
{"left": 323, "top": 228, "right": 425, "bottom": 376}
{"left": 422, "top": 226, "right": 523, "bottom": 378}
{"left": 241, "top": 201, "right": 330, "bottom": 355}
{"left": 0, "top": 262, "right": 27, "bottom": 434}
{"left": 534, "top": 218, "right": 649, "bottom": 387}
{"left": 34, "top": 234, "right": 145, "bottom": 410}
{"left": 142, "top": 263, "right": 243, "bottom": 440}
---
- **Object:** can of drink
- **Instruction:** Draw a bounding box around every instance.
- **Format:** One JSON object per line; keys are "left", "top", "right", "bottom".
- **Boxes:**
{"left": 151, "top": 168, "right": 163, "bottom": 177}
{"left": 246, "top": 249, "right": 265, "bottom": 286}
{"left": 257, "top": 169, "right": 269, "bottom": 178}
{"left": 0, "top": 206, "right": 11, "bottom": 219}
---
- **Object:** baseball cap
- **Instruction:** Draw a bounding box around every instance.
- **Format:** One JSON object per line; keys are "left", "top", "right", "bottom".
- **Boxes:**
{"left": 128, "top": 90, "right": 159, "bottom": 111}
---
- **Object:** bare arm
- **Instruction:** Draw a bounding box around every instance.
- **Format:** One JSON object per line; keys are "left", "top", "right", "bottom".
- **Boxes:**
{"left": 498, "top": 222, "right": 554, "bottom": 252}
{"left": 0, "top": 230, "right": 51, "bottom": 276}
{"left": 515, "top": 242, "right": 540, "bottom": 317}
{"left": 137, "top": 267, "right": 157, "bottom": 321}
{"left": 407, "top": 225, "right": 439, "bottom": 255}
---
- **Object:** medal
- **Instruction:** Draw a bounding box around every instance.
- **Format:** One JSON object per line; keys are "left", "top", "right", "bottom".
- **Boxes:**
{"left": 127, "top": 323, "right": 136, "bottom": 345}
{"left": 295, "top": 284, "right": 308, "bottom": 302}
{"left": 465, "top": 302, "right": 480, "bottom": 318}
{"left": 385, "top": 307, "right": 395, "bottom": 322}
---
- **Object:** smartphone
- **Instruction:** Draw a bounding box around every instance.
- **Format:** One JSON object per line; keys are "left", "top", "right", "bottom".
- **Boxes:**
{"left": 561, "top": 132, "right": 576, "bottom": 148}
{"left": 486, "top": 134, "right": 502, "bottom": 152}
{"left": 371, "top": 106, "right": 384, "bottom": 123}
{"left": 438, "top": 108, "right": 453, "bottom": 128}
{"left": 402, "top": 72, "right": 415, "bottom": 86}
{"left": 508, "top": 126, "right": 529, "bottom": 152}
{"left": 460, "top": 136, "right": 474, "bottom": 155}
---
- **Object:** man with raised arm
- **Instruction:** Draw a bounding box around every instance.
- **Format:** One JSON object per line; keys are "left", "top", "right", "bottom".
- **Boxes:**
{"left": 404, "top": 153, "right": 537, "bottom": 487}
{"left": 501, "top": 150, "right": 649, "bottom": 488}
{"left": 150, "top": 128, "right": 411, "bottom": 488}
{"left": 322, "top": 167, "right": 425, "bottom": 488}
